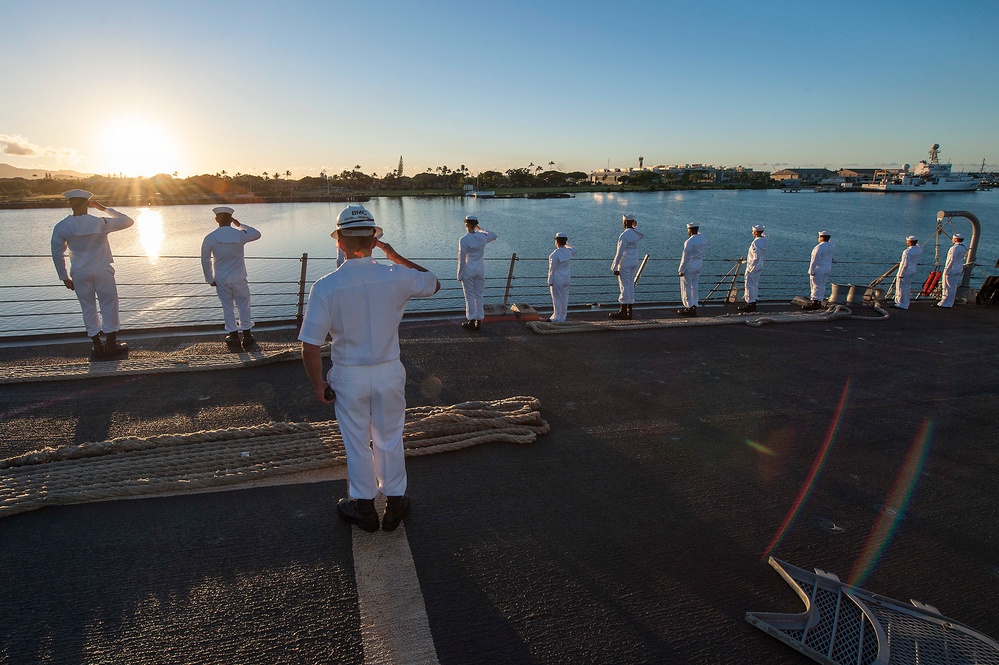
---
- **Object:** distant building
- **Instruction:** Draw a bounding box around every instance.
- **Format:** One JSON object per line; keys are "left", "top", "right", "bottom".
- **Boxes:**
{"left": 837, "top": 168, "right": 879, "bottom": 185}
{"left": 770, "top": 168, "right": 835, "bottom": 185}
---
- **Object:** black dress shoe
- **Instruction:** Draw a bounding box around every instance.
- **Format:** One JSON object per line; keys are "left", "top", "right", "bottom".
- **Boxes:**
{"left": 337, "top": 498, "right": 379, "bottom": 533}
{"left": 382, "top": 495, "right": 411, "bottom": 532}
{"left": 738, "top": 302, "right": 757, "bottom": 312}
{"left": 460, "top": 320, "right": 476, "bottom": 330}
{"left": 225, "top": 331, "right": 242, "bottom": 351}
{"left": 241, "top": 330, "right": 257, "bottom": 350}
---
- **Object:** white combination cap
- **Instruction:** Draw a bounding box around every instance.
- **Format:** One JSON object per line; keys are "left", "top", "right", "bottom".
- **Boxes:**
{"left": 213, "top": 206, "right": 234, "bottom": 215}
{"left": 953, "top": 233, "right": 965, "bottom": 240}
{"left": 63, "top": 189, "right": 93, "bottom": 200}
{"left": 906, "top": 235, "right": 918, "bottom": 242}
{"left": 464, "top": 215, "right": 478, "bottom": 223}
{"left": 554, "top": 232, "right": 568, "bottom": 239}
{"left": 686, "top": 222, "right": 699, "bottom": 229}
{"left": 622, "top": 214, "right": 636, "bottom": 222}
{"left": 333, "top": 205, "right": 383, "bottom": 239}
{"left": 818, "top": 230, "right": 831, "bottom": 237}
{"left": 752, "top": 225, "right": 765, "bottom": 232}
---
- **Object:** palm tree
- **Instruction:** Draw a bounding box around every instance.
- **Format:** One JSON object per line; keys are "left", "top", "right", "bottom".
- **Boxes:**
{"left": 285, "top": 170, "right": 291, "bottom": 178}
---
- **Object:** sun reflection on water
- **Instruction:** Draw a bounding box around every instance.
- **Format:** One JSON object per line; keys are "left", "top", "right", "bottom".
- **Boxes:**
{"left": 135, "top": 209, "right": 165, "bottom": 263}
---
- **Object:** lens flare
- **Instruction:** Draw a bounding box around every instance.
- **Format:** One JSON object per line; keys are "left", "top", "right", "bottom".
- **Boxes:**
{"left": 847, "top": 419, "right": 933, "bottom": 587}
{"left": 745, "top": 439, "right": 775, "bottom": 456}
{"left": 763, "top": 377, "right": 851, "bottom": 559}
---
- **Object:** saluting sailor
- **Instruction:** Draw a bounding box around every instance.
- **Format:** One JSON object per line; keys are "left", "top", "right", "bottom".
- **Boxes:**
{"left": 804, "top": 230, "right": 835, "bottom": 310}
{"left": 892, "top": 235, "right": 923, "bottom": 310}
{"left": 457, "top": 214, "right": 497, "bottom": 330}
{"left": 50, "top": 189, "right": 134, "bottom": 360}
{"left": 201, "top": 206, "right": 262, "bottom": 351}
{"left": 677, "top": 222, "right": 707, "bottom": 317}
{"left": 610, "top": 213, "right": 644, "bottom": 320}
{"left": 936, "top": 233, "right": 968, "bottom": 308}
{"left": 739, "top": 225, "right": 768, "bottom": 312}
{"left": 299, "top": 205, "right": 440, "bottom": 533}
{"left": 547, "top": 232, "right": 576, "bottom": 322}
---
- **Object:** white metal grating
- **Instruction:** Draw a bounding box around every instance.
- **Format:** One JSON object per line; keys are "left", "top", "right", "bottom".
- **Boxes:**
{"left": 746, "top": 558, "right": 999, "bottom": 665}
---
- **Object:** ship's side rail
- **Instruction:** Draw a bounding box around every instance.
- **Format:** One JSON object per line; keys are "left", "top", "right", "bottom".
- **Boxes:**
{"left": 0, "top": 253, "right": 968, "bottom": 338}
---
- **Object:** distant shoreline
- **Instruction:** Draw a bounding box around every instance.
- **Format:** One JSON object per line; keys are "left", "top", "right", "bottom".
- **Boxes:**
{"left": 0, "top": 184, "right": 770, "bottom": 210}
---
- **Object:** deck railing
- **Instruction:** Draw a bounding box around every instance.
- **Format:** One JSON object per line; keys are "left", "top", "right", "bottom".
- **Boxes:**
{"left": 0, "top": 252, "right": 953, "bottom": 339}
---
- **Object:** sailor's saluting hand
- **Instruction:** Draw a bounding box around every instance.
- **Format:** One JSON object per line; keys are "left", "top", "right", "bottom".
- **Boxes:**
{"left": 88, "top": 200, "right": 107, "bottom": 212}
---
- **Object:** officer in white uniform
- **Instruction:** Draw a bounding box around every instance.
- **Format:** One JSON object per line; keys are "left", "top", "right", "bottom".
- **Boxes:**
{"left": 51, "top": 189, "right": 134, "bottom": 359}
{"left": 299, "top": 205, "right": 439, "bottom": 533}
{"left": 739, "top": 225, "right": 768, "bottom": 312}
{"left": 457, "top": 215, "right": 497, "bottom": 330}
{"left": 547, "top": 232, "right": 576, "bottom": 322}
{"left": 936, "top": 233, "right": 968, "bottom": 308}
{"left": 610, "top": 213, "right": 644, "bottom": 319}
{"left": 892, "top": 235, "right": 923, "bottom": 310}
{"left": 678, "top": 222, "right": 707, "bottom": 316}
{"left": 804, "top": 231, "right": 835, "bottom": 309}
{"left": 201, "top": 206, "right": 262, "bottom": 350}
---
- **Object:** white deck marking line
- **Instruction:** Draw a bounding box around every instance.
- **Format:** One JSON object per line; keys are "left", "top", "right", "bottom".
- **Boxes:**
{"left": 353, "top": 496, "right": 440, "bottom": 665}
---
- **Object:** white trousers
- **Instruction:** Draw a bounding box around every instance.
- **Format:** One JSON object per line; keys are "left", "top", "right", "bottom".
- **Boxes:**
{"left": 460, "top": 275, "right": 485, "bottom": 320}
{"left": 617, "top": 260, "right": 639, "bottom": 304}
{"left": 73, "top": 267, "right": 120, "bottom": 337}
{"left": 744, "top": 269, "right": 761, "bottom": 303}
{"left": 549, "top": 275, "right": 570, "bottom": 322}
{"left": 895, "top": 274, "right": 913, "bottom": 309}
{"left": 215, "top": 279, "right": 253, "bottom": 332}
{"left": 939, "top": 272, "right": 959, "bottom": 307}
{"left": 680, "top": 270, "right": 701, "bottom": 308}
{"left": 810, "top": 270, "right": 830, "bottom": 301}
{"left": 329, "top": 359, "right": 408, "bottom": 500}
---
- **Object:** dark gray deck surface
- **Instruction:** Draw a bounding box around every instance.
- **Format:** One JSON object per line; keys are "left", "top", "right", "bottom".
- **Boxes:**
{"left": 1, "top": 301, "right": 997, "bottom": 664}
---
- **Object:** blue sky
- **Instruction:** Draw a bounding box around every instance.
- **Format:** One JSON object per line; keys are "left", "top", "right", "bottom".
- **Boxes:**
{"left": 2, "top": 0, "right": 997, "bottom": 177}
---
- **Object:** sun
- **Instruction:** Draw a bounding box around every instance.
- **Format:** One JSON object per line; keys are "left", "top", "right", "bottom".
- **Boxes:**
{"left": 98, "top": 117, "right": 181, "bottom": 177}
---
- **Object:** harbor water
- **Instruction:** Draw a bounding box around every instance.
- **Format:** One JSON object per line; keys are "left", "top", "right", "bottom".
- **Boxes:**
{"left": 1, "top": 190, "right": 997, "bottom": 336}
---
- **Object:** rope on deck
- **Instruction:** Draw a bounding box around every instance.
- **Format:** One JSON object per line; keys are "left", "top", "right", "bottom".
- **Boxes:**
{"left": 0, "top": 396, "right": 548, "bottom": 519}
{"left": 0, "top": 343, "right": 303, "bottom": 385}
{"left": 526, "top": 304, "right": 888, "bottom": 334}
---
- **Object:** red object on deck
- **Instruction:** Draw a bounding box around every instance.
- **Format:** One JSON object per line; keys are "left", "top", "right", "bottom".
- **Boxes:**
{"left": 922, "top": 271, "right": 942, "bottom": 297}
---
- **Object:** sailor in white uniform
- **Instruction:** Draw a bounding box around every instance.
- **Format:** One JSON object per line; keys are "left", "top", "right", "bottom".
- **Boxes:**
{"left": 892, "top": 235, "right": 923, "bottom": 310}
{"left": 739, "top": 225, "right": 768, "bottom": 312}
{"left": 547, "top": 232, "right": 576, "bottom": 322}
{"left": 678, "top": 222, "right": 707, "bottom": 316}
{"left": 457, "top": 215, "right": 497, "bottom": 330}
{"left": 936, "top": 233, "right": 968, "bottom": 308}
{"left": 50, "top": 189, "right": 134, "bottom": 359}
{"left": 299, "top": 205, "right": 439, "bottom": 533}
{"left": 201, "top": 206, "right": 261, "bottom": 350}
{"left": 804, "top": 231, "right": 835, "bottom": 310}
{"left": 610, "top": 213, "right": 644, "bottom": 319}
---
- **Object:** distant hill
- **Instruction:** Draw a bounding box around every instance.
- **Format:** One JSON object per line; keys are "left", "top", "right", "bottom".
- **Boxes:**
{"left": 0, "top": 163, "right": 92, "bottom": 179}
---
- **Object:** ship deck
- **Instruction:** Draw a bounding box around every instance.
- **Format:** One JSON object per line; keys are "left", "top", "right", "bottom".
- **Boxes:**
{"left": 1, "top": 300, "right": 997, "bottom": 664}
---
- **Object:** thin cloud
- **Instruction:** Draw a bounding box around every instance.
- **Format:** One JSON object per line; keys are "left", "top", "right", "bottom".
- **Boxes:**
{"left": 0, "top": 134, "right": 79, "bottom": 163}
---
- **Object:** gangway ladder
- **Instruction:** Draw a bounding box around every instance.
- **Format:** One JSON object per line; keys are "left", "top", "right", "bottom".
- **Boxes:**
{"left": 702, "top": 258, "right": 745, "bottom": 303}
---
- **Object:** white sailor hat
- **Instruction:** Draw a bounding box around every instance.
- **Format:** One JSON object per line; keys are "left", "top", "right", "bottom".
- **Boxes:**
{"left": 953, "top": 233, "right": 965, "bottom": 240}
{"left": 622, "top": 214, "right": 636, "bottom": 222}
{"left": 686, "top": 222, "right": 699, "bottom": 229}
{"left": 752, "top": 225, "right": 765, "bottom": 232}
{"left": 333, "top": 205, "right": 383, "bottom": 239}
{"left": 213, "top": 206, "right": 234, "bottom": 215}
{"left": 63, "top": 189, "right": 93, "bottom": 200}
{"left": 464, "top": 215, "right": 478, "bottom": 223}
{"left": 906, "top": 235, "right": 918, "bottom": 242}
{"left": 818, "top": 230, "right": 831, "bottom": 237}
{"left": 554, "top": 232, "right": 568, "bottom": 239}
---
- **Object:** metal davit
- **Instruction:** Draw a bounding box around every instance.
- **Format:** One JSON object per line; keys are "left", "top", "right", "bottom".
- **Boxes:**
{"left": 746, "top": 557, "right": 999, "bottom": 665}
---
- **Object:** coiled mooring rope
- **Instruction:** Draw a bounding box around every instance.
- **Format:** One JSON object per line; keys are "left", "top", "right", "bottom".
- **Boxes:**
{"left": 526, "top": 304, "right": 888, "bottom": 335}
{"left": 0, "top": 396, "right": 548, "bottom": 519}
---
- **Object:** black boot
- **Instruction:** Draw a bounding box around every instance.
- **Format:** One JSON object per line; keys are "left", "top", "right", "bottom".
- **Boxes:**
{"left": 472, "top": 319, "right": 481, "bottom": 330}
{"left": 224, "top": 331, "right": 242, "bottom": 351}
{"left": 382, "top": 495, "right": 411, "bottom": 532}
{"left": 90, "top": 334, "right": 104, "bottom": 360}
{"left": 461, "top": 320, "right": 476, "bottom": 330}
{"left": 802, "top": 300, "right": 823, "bottom": 311}
{"left": 624, "top": 304, "right": 633, "bottom": 320}
{"left": 337, "top": 498, "right": 380, "bottom": 533}
{"left": 609, "top": 304, "right": 628, "bottom": 319}
{"left": 103, "top": 331, "right": 128, "bottom": 357}
{"left": 738, "top": 302, "right": 757, "bottom": 312}
{"left": 241, "top": 330, "right": 257, "bottom": 350}
{"left": 677, "top": 307, "right": 697, "bottom": 317}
